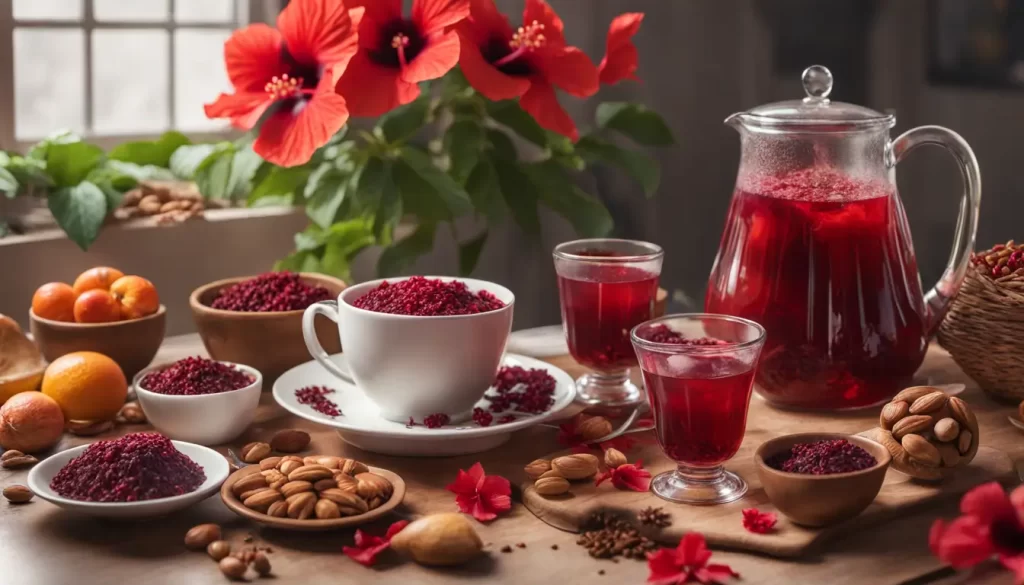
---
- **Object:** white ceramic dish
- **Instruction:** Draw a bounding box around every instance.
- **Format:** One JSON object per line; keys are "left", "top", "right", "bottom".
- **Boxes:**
{"left": 506, "top": 325, "right": 569, "bottom": 358}
{"left": 133, "top": 361, "right": 262, "bottom": 446}
{"left": 28, "top": 440, "right": 229, "bottom": 519}
{"left": 302, "top": 276, "right": 514, "bottom": 423}
{"left": 274, "top": 353, "right": 575, "bottom": 456}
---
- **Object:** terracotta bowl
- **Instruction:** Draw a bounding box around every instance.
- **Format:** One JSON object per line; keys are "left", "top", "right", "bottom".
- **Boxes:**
{"left": 189, "top": 273, "right": 346, "bottom": 384}
{"left": 754, "top": 432, "right": 891, "bottom": 527}
{"left": 29, "top": 305, "right": 167, "bottom": 380}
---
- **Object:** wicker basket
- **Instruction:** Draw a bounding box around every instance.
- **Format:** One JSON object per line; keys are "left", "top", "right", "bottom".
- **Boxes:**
{"left": 937, "top": 265, "right": 1024, "bottom": 402}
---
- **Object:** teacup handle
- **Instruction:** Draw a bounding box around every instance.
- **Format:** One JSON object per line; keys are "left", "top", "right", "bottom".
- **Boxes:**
{"left": 302, "top": 300, "right": 355, "bottom": 384}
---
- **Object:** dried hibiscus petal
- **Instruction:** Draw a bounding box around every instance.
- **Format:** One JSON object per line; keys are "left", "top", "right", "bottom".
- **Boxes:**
{"left": 741, "top": 508, "right": 777, "bottom": 534}
{"left": 445, "top": 462, "right": 511, "bottom": 522}
{"left": 342, "top": 520, "right": 409, "bottom": 567}
{"left": 595, "top": 461, "right": 651, "bottom": 492}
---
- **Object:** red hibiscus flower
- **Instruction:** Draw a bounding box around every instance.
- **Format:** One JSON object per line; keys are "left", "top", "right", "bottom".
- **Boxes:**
{"left": 598, "top": 13, "right": 644, "bottom": 86}
{"left": 930, "top": 481, "right": 1024, "bottom": 581}
{"left": 204, "top": 0, "right": 357, "bottom": 167}
{"left": 595, "top": 461, "right": 652, "bottom": 492}
{"left": 446, "top": 462, "right": 512, "bottom": 522}
{"left": 336, "top": 0, "right": 469, "bottom": 117}
{"left": 741, "top": 508, "right": 777, "bottom": 535}
{"left": 457, "top": 0, "right": 599, "bottom": 141}
{"left": 342, "top": 520, "right": 409, "bottom": 567}
{"left": 647, "top": 532, "right": 740, "bottom": 585}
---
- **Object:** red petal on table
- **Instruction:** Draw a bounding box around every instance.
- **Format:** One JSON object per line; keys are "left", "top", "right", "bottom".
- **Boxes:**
{"left": 931, "top": 514, "right": 995, "bottom": 569}
{"left": 647, "top": 532, "right": 738, "bottom": 584}
{"left": 961, "top": 481, "right": 1016, "bottom": 525}
{"left": 342, "top": 520, "right": 410, "bottom": 567}
{"left": 611, "top": 463, "right": 651, "bottom": 492}
{"left": 384, "top": 520, "right": 410, "bottom": 540}
{"left": 594, "top": 469, "right": 613, "bottom": 487}
{"left": 741, "top": 508, "right": 777, "bottom": 534}
{"left": 999, "top": 553, "right": 1024, "bottom": 584}
{"left": 697, "top": 564, "right": 741, "bottom": 584}
{"left": 447, "top": 462, "right": 512, "bottom": 522}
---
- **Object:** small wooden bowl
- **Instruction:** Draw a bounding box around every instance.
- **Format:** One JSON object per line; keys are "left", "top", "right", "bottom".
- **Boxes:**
{"left": 754, "top": 432, "right": 891, "bottom": 527}
{"left": 220, "top": 465, "right": 406, "bottom": 531}
{"left": 189, "top": 273, "right": 346, "bottom": 384}
{"left": 29, "top": 305, "right": 167, "bottom": 380}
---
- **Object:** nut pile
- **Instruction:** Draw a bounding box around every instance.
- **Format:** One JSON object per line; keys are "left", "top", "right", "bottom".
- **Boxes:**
{"left": 877, "top": 386, "right": 979, "bottom": 481}
{"left": 234, "top": 454, "right": 392, "bottom": 520}
{"left": 184, "top": 523, "right": 273, "bottom": 580}
{"left": 971, "top": 240, "right": 1024, "bottom": 282}
{"left": 115, "top": 180, "right": 226, "bottom": 225}
{"left": 576, "top": 512, "right": 659, "bottom": 560}
{"left": 524, "top": 453, "right": 599, "bottom": 497}
{"left": 1, "top": 450, "right": 38, "bottom": 469}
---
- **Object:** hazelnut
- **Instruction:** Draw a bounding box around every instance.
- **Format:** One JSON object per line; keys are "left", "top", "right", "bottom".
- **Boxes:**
{"left": 207, "top": 540, "right": 231, "bottom": 561}
{"left": 184, "top": 523, "right": 221, "bottom": 550}
{"left": 218, "top": 556, "right": 247, "bottom": 580}
{"left": 252, "top": 552, "right": 272, "bottom": 576}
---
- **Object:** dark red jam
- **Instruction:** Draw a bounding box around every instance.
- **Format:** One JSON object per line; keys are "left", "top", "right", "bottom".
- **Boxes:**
{"left": 50, "top": 433, "right": 205, "bottom": 502}
{"left": 140, "top": 357, "right": 254, "bottom": 395}
{"left": 210, "top": 271, "right": 331, "bottom": 312}
{"left": 352, "top": 276, "right": 504, "bottom": 316}
{"left": 766, "top": 438, "right": 877, "bottom": 475}
{"left": 295, "top": 385, "right": 341, "bottom": 417}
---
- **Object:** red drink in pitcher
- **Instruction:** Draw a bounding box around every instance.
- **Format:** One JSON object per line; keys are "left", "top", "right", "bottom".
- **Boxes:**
{"left": 705, "top": 167, "right": 928, "bottom": 410}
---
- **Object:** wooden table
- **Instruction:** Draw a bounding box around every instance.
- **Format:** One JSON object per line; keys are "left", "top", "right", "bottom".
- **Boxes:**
{"left": 1, "top": 335, "right": 1020, "bottom": 585}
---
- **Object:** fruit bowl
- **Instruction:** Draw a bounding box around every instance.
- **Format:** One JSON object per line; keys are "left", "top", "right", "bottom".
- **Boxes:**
{"left": 189, "top": 273, "right": 346, "bottom": 383}
{"left": 29, "top": 305, "right": 166, "bottom": 379}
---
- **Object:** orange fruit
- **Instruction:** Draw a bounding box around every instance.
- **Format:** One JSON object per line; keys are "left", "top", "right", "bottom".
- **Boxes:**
{"left": 73, "top": 289, "right": 122, "bottom": 323}
{"left": 110, "top": 275, "right": 160, "bottom": 320}
{"left": 31, "top": 282, "right": 76, "bottom": 322}
{"left": 41, "top": 351, "right": 127, "bottom": 421}
{"left": 72, "top": 266, "right": 125, "bottom": 296}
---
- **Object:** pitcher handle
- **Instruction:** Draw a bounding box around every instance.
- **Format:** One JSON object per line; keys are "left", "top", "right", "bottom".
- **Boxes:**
{"left": 890, "top": 125, "right": 981, "bottom": 335}
{"left": 301, "top": 300, "right": 355, "bottom": 384}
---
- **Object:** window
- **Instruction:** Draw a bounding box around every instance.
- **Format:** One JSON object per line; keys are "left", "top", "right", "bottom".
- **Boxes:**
{"left": 0, "top": 0, "right": 275, "bottom": 150}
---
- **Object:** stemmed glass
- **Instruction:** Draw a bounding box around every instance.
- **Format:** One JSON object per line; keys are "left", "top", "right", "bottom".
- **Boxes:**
{"left": 631, "top": 314, "right": 766, "bottom": 505}
{"left": 553, "top": 239, "right": 663, "bottom": 409}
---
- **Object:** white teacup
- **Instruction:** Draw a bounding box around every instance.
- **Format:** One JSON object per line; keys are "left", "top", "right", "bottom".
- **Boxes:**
{"left": 301, "top": 276, "right": 514, "bottom": 423}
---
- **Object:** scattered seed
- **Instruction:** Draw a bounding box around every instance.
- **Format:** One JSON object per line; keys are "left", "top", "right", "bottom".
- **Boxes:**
{"left": 551, "top": 544, "right": 558, "bottom": 550}
{"left": 500, "top": 545, "right": 512, "bottom": 553}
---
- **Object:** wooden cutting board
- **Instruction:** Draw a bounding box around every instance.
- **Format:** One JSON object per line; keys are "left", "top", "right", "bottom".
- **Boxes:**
{"left": 521, "top": 435, "right": 1014, "bottom": 558}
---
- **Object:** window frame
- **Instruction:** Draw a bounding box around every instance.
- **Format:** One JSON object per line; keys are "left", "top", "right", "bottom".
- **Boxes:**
{"left": 0, "top": 0, "right": 281, "bottom": 151}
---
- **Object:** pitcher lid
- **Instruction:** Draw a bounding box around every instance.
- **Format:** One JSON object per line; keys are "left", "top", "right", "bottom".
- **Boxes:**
{"left": 738, "top": 65, "right": 894, "bottom": 130}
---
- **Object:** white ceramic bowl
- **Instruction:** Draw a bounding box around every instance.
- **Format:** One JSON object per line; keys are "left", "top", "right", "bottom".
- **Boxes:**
{"left": 133, "top": 361, "right": 262, "bottom": 445}
{"left": 302, "top": 276, "right": 514, "bottom": 423}
{"left": 28, "top": 439, "right": 229, "bottom": 519}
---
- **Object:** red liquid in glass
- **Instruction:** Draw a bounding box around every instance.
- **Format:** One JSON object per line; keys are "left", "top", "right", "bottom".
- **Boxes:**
{"left": 705, "top": 167, "right": 927, "bottom": 410}
{"left": 558, "top": 252, "right": 659, "bottom": 371}
{"left": 641, "top": 358, "right": 754, "bottom": 466}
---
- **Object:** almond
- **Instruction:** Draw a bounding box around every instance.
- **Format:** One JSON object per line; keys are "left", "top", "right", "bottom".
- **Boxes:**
{"left": 534, "top": 476, "right": 570, "bottom": 496}
{"left": 524, "top": 459, "right": 551, "bottom": 480}
{"left": 959, "top": 430, "right": 973, "bottom": 455}
{"left": 288, "top": 464, "right": 333, "bottom": 483}
{"left": 880, "top": 401, "right": 909, "bottom": 430}
{"left": 0, "top": 451, "right": 38, "bottom": 469}
{"left": 316, "top": 456, "right": 342, "bottom": 470}
{"left": 538, "top": 469, "right": 565, "bottom": 480}
{"left": 259, "top": 457, "right": 282, "bottom": 471}
{"left": 551, "top": 454, "right": 599, "bottom": 480}
{"left": 253, "top": 552, "right": 272, "bottom": 577}
{"left": 280, "top": 480, "right": 314, "bottom": 498}
{"left": 3, "top": 484, "right": 33, "bottom": 503}
{"left": 902, "top": 434, "right": 941, "bottom": 467}
{"left": 894, "top": 386, "right": 940, "bottom": 404}
{"left": 184, "top": 524, "right": 221, "bottom": 550}
{"left": 303, "top": 456, "right": 320, "bottom": 465}
{"left": 231, "top": 473, "right": 268, "bottom": 498}
{"left": 66, "top": 419, "right": 114, "bottom": 436}
{"left": 341, "top": 459, "right": 369, "bottom": 476}
{"left": 320, "top": 488, "right": 369, "bottom": 515}
{"left": 577, "top": 416, "right": 613, "bottom": 442}
{"left": 279, "top": 459, "right": 303, "bottom": 476}
{"left": 909, "top": 392, "right": 948, "bottom": 415}
{"left": 949, "top": 397, "right": 978, "bottom": 431}
{"left": 314, "top": 478, "right": 337, "bottom": 491}
{"left": 286, "top": 492, "right": 317, "bottom": 520}
{"left": 603, "top": 448, "right": 627, "bottom": 469}
{"left": 244, "top": 488, "right": 284, "bottom": 511}
{"left": 267, "top": 500, "right": 289, "bottom": 518}
{"left": 933, "top": 418, "right": 960, "bottom": 442}
{"left": 355, "top": 472, "right": 392, "bottom": 500}
{"left": 219, "top": 556, "right": 247, "bottom": 580}
{"left": 315, "top": 498, "right": 341, "bottom": 519}
{"left": 262, "top": 470, "right": 288, "bottom": 490}
{"left": 206, "top": 540, "right": 231, "bottom": 561}
{"left": 241, "top": 442, "right": 272, "bottom": 464}
{"left": 937, "top": 443, "right": 961, "bottom": 467}
{"left": 891, "top": 414, "right": 933, "bottom": 440}
{"left": 270, "top": 429, "right": 310, "bottom": 453}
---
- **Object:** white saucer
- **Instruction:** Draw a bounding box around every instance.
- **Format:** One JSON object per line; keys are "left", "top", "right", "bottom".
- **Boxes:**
{"left": 506, "top": 325, "right": 569, "bottom": 358}
{"left": 28, "top": 440, "right": 229, "bottom": 519}
{"left": 273, "top": 353, "right": 576, "bottom": 456}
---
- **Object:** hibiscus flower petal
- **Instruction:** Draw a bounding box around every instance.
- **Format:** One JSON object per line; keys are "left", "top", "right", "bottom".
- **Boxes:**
{"left": 277, "top": 0, "right": 358, "bottom": 73}
{"left": 594, "top": 469, "right": 614, "bottom": 487}
{"left": 677, "top": 532, "right": 713, "bottom": 568}
{"left": 1000, "top": 554, "right": 1024, "bottom": 585}
{"left": 204, "top": 91, "right": 273, "bottom": 129}
{"left": 465, "top": 0, "right": 514, "bottom": 44}
{"left": 413, "top": 0, "right": 471, "bottom": 35}
{"left": 934, "top": 515, "right": 996, "bottom": 569}
{"left": 385, "top": 520, "right": 410, "bottom": 540}
{"left": 447, "top": 469, "right": 481, "bottom": 496}
{"left": 646, "top": 548, "right": 685, "bottom": 584}
{"left": 929, "top": 519, "right": 947, "bottom": 558}
{"left": 697, "top": 564, "right": 741, "bottom": 583}
{"left": 401, "top": 29, "right": 462, "bottom": 84}
{"left": 254, "top": 71, "right": 349, "bottom": 167}
{"left": 540, "top": 46, "right": 598, "bottom": 98}
{"left": 962, "top": 482, "right": 1016, "bottom": 525}
{"left": 336, "top": 51, "right": 420, "bottom": 117}
{"left": 611, "top": 464, "right": 652, "bottom": 492}
{"left": 453, "top": 493, "right": 478, "bottom": 515}
{"left": 346, "top": 0, "right": 402, "bottom": 24}
{"left": 342, "top": 540, "right": 392, "bottom": 566}
{"left": 741, "top": 508, "right": 777, "bottom": 535}
{"left": 599, "top": 13, "right": 643, "bottom": 86}
{"left": 477, "top": 475, "right": 512, "bottom": 516}
{"left": 223, "top": 24, "right": 287, "bottom": 92}
{"left": 457, "top": 31, "right": 530, "bottom": 100}
{"left": 470, "top": 499, "right": 499, "bottom": 522}
{"left": 523, "top": 0, "right": 565, "bottom": 47}
{"left": 519, "top": 80, "right": 579, "bottom": 142}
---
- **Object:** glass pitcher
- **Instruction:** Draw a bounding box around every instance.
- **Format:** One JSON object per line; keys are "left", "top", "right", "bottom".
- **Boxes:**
{"left": 705, "top": 65, "right": 981, "bottom": 411}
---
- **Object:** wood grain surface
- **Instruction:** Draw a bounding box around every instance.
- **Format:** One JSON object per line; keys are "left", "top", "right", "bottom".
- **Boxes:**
{"left": 0, "top": 335, "right": 1021, "bottom": 585}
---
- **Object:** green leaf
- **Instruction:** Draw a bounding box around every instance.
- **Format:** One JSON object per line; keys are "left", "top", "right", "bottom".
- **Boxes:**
{"left": 5, "top": 156, "right": 52, "bottom": 189}
{"left": 103, "top": 160, "right": 176, "bottom": 182}
{"left": 596, "top": 102, "right": 675, "bottom": 146}
{"left": 108, "top": 131, "right": 191, "bottom": 167}
{"left": 444, "top": 119, "right": 484, "bottom": 184}
{"left": 369, "top": 159, "right": 402, "bottom": 244}
{"left": 27, "top": 131, "right": 81, "bottom": 160}
{"left": 379, "top": 95, "right": 431, "bottom": 143}
{"left": 576, "top": 135, "right": 661, "bottom": 197}
{"left": 0, "top": 167, "right": 18, "bottom": 198}
{"left": 527, "top": 162, "right": 614, "bottom": 237}
{"left": 46, "top": 142, "right": 105, "bottom": 187}
{"left": 487, "top": 100, "right": 547, "bottom": 147}
{"left": 248, "top": 165, "right": 311, "bottom": 206}
{"left": 226, "top": 146, "right": 264, "bottom": 201}
{"left": 304, "top": 163, "right": 350, "bottom": 229}
{"left": 464, "top": 158, "right": 504, "bottom": 223}
{"left": 377, "top": 223, "right": 437, "bottom": 277}
{"left": 458, "top": 230, "right": 488, "bottom": 276}
{"left": 486, "top": 129, "right": 517, "bottom": 161}
{"left": 195, "top": 147, "right": 235, "bottom": 200}
{"left": 492, "top": 157, "right": 539, "bottom": 234}
{"left": 48, "top": 181, "right": 108, "bottom": 250}
{"left": 169, "top": 144, "right": 218, "bottom": 179}
{"left": 294, "top": 226, "right": 326, "bottom": 252}
{"left": 397, "top": 147, "right": 473, "bottom": 217}
{"left": 320, "top": 219, "right": 375, "bottom": 280}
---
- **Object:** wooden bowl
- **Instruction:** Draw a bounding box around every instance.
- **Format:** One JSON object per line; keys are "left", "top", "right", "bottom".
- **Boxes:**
{"left": 29, "top": 305, "right": 167, "bottom": 380}
{"left": 220, "top": 465, "right": 406, "bottom": 531}
{"left": 754, "top": 432, "right": 891, "bottom": 527}
{"left": 189, "top": 273, "right": 346, "bottom": 384}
